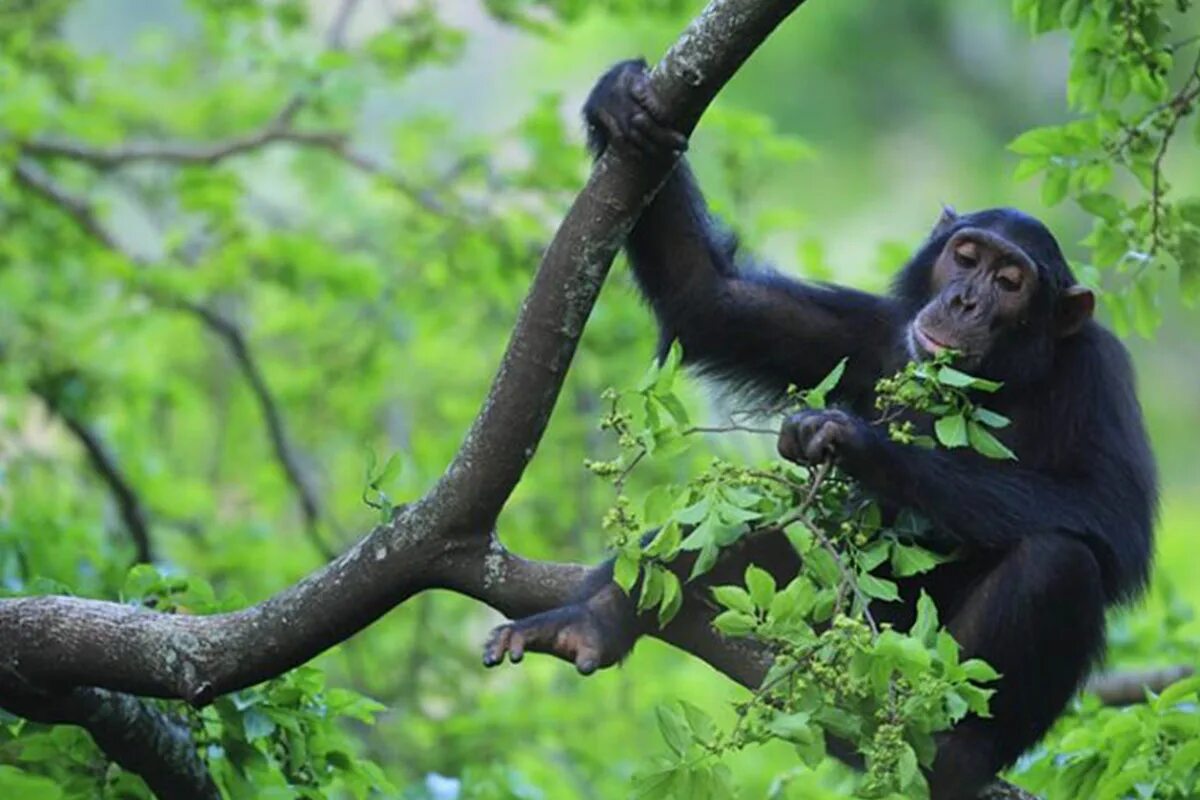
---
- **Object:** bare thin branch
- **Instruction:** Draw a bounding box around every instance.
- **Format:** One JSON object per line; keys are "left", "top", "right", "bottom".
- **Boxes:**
{"left": 34, "top": 388, "right": 155, "bottom": 564}
{"left": 13, "top": 160, "right": 121, "bottom": 250}
{"left": 12, "top": 157, "right": 336, "bottom": 560}
{"left": 22, "top": 129, "right": 347, "bottom": 170}
{"left": 173, "top": 300, "right": 335, "bottom": 560}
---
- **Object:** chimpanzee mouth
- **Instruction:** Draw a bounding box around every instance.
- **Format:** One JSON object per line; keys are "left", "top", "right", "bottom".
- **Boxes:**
{"left": 909, "top": 324, "right": 957, "bottom": 358}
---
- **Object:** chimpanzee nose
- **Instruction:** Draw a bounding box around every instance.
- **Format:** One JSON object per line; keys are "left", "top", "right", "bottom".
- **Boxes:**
{"left": 950, "top": 291, "right": 977, "bottom": 313}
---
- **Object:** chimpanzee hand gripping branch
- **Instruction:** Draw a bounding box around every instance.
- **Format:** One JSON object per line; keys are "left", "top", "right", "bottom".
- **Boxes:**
{"left": 484, "top": 60, "right": 1157, "bottom": 800}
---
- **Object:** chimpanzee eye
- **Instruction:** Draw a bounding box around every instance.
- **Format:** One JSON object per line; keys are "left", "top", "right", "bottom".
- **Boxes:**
{"left": 995, "top": 268, "right": 1023, "bottom": 292}
{"left": 953, "top": 241, "right": 979, "bottom": 268}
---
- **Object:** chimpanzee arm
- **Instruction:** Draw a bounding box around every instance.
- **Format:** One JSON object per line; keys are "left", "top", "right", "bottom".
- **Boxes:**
{"left": 586, "top": 60, "right": 900, "bottom": 402}
{"left": 778, "top": 409, "right": 1154, "bottom": 600}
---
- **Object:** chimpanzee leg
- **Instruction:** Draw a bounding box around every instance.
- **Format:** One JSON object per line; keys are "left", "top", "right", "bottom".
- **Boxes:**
{"left": 927, "top": 535, "right": 1107, "bottom": 800}
{"left": 482, "top": 532, "right": 800, "bottom": 674}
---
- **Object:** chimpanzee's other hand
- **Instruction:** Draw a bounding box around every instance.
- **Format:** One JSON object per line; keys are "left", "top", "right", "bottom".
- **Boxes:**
{"left": 583, "top": 59, "right": 688, "bottom": 160}
{"left": 778, "top": 409, "right": 869, "bottom": 466}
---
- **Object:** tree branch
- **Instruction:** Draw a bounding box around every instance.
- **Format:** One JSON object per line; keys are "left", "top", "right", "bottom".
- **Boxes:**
{"left": 13, "top": 158, "right": 337, "bottom": 559}
{"left": 172, "top": 299, "right": 336, "bottom": 560}
{"left": 33, "top": 387, "right": 155, "bottom": 564}
{"left": 0, "top": 0, "right": 804, "bottom": 702}
{"left": 0, "top": 687, "right": 218, "bottom": 800}
{"left": 21, "top": 129, "right": 349, "bottom": 170}
{"left": 13, "top": 160, "right": 122, "bottom": 250}
{"left": 1086, "top": 665, "right": 1195, "bottom": 707}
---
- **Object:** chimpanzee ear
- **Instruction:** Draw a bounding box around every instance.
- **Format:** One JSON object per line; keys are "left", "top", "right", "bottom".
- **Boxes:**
{"left": 1056, "top": 285, "right": 1095, "bottom": 337}
{"left": 932, "top": 204, "right": 958, "bottom": 237}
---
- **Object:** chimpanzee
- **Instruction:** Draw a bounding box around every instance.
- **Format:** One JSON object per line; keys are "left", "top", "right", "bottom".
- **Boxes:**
{"left": 483, "top": 60, "right": 1157, "bottom": 799}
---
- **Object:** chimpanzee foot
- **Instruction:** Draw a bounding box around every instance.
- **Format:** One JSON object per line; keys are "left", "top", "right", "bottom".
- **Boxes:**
{"left": 482, "top": 602, "right": 627, "bottom": 675}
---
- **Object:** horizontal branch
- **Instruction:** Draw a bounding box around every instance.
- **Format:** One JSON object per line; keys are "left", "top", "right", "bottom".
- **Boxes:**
{"left": 22, "top": 128, "right": 346, "bottom": 169}
{"left": 1086, "top": 665, "right": 1195, "bottom": 707}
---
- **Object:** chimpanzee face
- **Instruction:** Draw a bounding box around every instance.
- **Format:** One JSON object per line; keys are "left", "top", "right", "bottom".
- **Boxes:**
{"left": 907, "top": 227, "right": 1041, "bottom": 369}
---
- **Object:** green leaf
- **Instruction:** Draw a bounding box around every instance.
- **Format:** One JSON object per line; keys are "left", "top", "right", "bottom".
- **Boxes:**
{"left": 1009, "top": 125, "right": 1065, "bottom": 156}
{"left": 242, "top": 708, "right": 276, "bottom": 741}
{"left": 857, "top": 573, "right": 899, "bottom": 601}
{"left": 674, "top": 497, "right": 712, "bottom": 526}
{"left": 1155, "top": 674, "right": 1200, "bottom": 709}
{"left": 638, "top": 566, "right": 664, "bottom": 612}
{"left": 937, "top": 366, "right": 1002, "bottom": 392}
{"left": 658, "top": 392, "right": 690, "bottom": 426}
{"left": 967, "top": 421, "right": 1017, "bottom": 460}
{"left": 644, "top": 522, "right": 682, "bottom": 559}
{"left": 712, "top": 585, "right": 755, "bottom": 614}
{"left": 690, "top": 544, "right": 720, "bottom": 581}
{"left": 1077, "top": 192, "right": 1122, "bottom": 222}
{"left": 658, "top": 571, "right": 683, "bottom": 626}
{"left": 935, "top": 414, "right": 969, "bottom": 448}
{"left": 971, "top": 407, "right": 1011, "bottom": 429}
{"left": 679, "top": 701, "right": 717, "bottom": 747}
{"left": 911, "top": 590, "right": 939, "bottom": 645}
{"left": 805, "top": 357, "right": 847, "bottom": 409}
{"left": 805, "top": 547, "right": 841, "bottom": 588}
{"left": 614, "top": 553, "right": 640, "bottom": 592}
{"left": 656, "top": 705, "right": 691, "bottom": 757}
{"left": 767, "top": 712, "right": 815, "bottom": 743}
{"left": 891, "top": 543, "right": 949, "bottom": 577}
{"left": 961, "top": 658, "right": 1001, "bottom": 683}
{"left": 898, "top": 742, "right": 921, "bottom": 789}
{"left": 712, "top": 610, "right": 756, "bottom": 637}
{"left": 0, "top": 767, "right": 63, "bottom": 800}
{"left": 745, "top": 566, "right": 776, "bottom": 609}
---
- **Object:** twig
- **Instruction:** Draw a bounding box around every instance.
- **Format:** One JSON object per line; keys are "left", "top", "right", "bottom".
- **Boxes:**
{"left": 174, "top": 300, "right": 335, "bottom": 561}
{"left": 34, "top": 388, "right": 155, "bottom": 565}
{"left": 13, "top": 160, "right": 335, "bottom": 560}
{"left": 13, "top": 160, "right": 121, "bottom": 250}
{"left": 22, "top": 129, "right": 347, "bottom": 170}
{"left": 272, "top": 0, "right": 364, "bottom": 127}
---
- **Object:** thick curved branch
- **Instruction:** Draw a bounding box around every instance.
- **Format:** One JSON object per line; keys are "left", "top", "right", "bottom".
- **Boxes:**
{"left": 0, "top": 0, "right": 804, "bottom": 703}
{"left": 427, "top": 0, "right": 806, "bottom": 532}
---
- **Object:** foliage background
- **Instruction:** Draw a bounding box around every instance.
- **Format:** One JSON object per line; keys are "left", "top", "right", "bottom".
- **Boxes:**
{"left": 0, "top": 0, "right": 1197, "bottom": 797}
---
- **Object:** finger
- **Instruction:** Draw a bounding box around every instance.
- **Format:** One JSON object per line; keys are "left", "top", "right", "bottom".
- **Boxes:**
{"left": 576, "top": 652, "right": 600, "bottom": 675}
{"left": 626, "top": 122, "right": 656, "bottom": 155}
{"left": 631, "top": 77, "right": 667, "bottom": 121}
{"left": 482, "top": 626, "right": 510, "bottom": 667}
{"left": 808, "top": 423, "right": 841, "bottom": 462}
{"left": 595, "top": 108, "right": 627, "bottom": 141}
{"left": 778, "top": 425, "right": 803, "bottom": 462}
{"left": 631, "top": 112, "right": 688, "bottom": 154}
{"left": 508, "top": 630, "right": 526, "bottom": 663}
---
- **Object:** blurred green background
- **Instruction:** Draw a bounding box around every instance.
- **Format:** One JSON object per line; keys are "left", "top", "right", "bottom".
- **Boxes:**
{"left": 1, "top": 1, "right": 1197, "bottom": 797}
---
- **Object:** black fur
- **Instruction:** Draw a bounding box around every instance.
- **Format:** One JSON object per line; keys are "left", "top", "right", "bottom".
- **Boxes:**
{"left": 586, "top": 61, "right": 1157, "bottom": 798}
